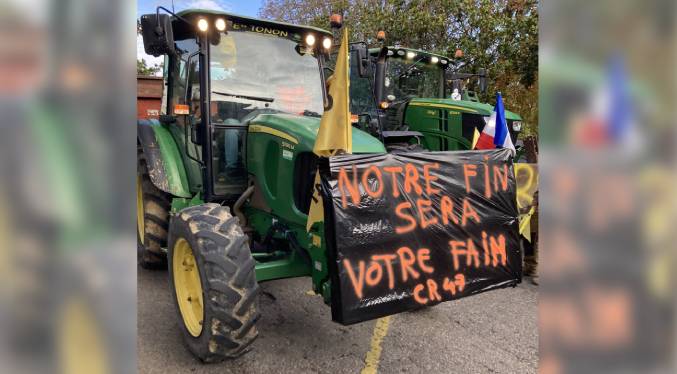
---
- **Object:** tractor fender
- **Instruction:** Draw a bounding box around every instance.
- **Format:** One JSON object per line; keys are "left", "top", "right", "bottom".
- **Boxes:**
{"left": 137, "top": 119, "right": 191, "bottom": 198}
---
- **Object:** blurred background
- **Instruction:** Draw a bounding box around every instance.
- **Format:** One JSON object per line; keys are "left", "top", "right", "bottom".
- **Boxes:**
{"left": 0, "top": 0, "right": 136, "bottom": 373}
{"left": 539, "top": 0, "right": 676, "bottom": 373}
{"left": 0, "top": 0, "right": 674, "bottom": 373}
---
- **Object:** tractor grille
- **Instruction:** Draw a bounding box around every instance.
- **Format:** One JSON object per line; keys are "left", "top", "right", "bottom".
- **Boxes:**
{"left": 293, "top": 152, "right": 318, "bottom": 214}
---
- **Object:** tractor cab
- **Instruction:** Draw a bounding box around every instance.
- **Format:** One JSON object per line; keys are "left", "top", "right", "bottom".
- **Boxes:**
{"left": 140, "top": 9, "right": 336, "bottom": 202}
{"left": 347, "top": 44, "right": 523, "bottom": 151}
{"left": 379, "top": 47, "right": 449, "bottom": 101}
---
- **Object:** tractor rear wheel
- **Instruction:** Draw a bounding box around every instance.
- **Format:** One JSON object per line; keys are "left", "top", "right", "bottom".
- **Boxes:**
{"left": 137, "top": 146, "right": 171, "bottom": 269}
{"left": 168, "top": 203, "right": 260, "bottom": 362}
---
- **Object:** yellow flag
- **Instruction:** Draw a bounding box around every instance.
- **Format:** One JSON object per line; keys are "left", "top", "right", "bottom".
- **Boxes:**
{"left": 307, "top": 28, "right": 352, "bottom": 233}
{"left": 313, "top": 28, "right": 352, "bottom": 156}
{"left": 471, "top": 127, "right": 481, "bottom": 149}
{"left": 519, "top": 206, "right": 535, "bottom": 242}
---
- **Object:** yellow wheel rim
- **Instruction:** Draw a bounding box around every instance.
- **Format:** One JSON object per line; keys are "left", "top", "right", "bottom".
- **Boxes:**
{"left": 173, "top": 238, "right": 204, "bottom": 337}
{"left": 136, "top": 174, "right": 145, "bottom": 240}
{"left": 58, "top": 299, "right": 109, "bottom": 374}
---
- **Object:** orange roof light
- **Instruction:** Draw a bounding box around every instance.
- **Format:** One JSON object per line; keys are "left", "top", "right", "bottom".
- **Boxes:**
{"left": 376, "top": 31, "right": 386, "bottom": 41}
{"left": 330, "top": 14, "right": 343, "bottom": 28}
{"left": 454, "top": 49, "right": 464, "bottom": 58}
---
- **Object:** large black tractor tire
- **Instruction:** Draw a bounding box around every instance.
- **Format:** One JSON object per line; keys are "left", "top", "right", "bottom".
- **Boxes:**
{"left": 168, "top": 203, "right": 260, "bottom": 362}
{"left": 386, "top": 142, "right": 427, "bottom": 153}
{"left": 137, "top": 146, "right": 171, "bottom": 269}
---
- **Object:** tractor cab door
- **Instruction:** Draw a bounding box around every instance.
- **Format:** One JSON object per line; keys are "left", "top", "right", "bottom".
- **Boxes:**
{"left": 167, "top": 33, "right": 247, "bottom": 201}
{"left": 164, "top": 37, "right": 204, "bottom": 194}
{"left": 207, "top": 34, "right": 253, "bottom": 199}
{"left": 347, "top": 46, "right": 377, "bottom": 116}
{"left": 210, "top": 122, "right": 248, "bottom": 197}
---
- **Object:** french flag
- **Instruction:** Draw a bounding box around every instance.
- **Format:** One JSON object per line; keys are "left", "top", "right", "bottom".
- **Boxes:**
{"left": 474, "top": 92, "right": 516, "bottom": 155}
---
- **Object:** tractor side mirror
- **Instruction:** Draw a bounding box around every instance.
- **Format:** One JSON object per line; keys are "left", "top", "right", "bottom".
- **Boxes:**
{"left": 140, "top": 14, "right": 175, "bottom": 57}
{"left": 189, "top": 116, "right": 200, "bottom": 144}
{"left": 353, "top": 46, "right": 369, "bottom": 78}
{"left": 478, "top": 68, "right": 488, "bottom": 94}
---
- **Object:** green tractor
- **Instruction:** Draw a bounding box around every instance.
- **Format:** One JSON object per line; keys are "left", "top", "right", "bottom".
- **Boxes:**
{"left": 138, "top": 9, "right": 387, "bottom": 361}
{"left": 347, "top": 44, "right": 524, "bottom": 153}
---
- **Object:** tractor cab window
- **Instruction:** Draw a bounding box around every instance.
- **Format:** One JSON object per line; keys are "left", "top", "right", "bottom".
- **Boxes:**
{"left": 385, "top": 57, "right": 443, "bottom": 100}
{"left": 169, "top": 38, "right": 199, "bottom": 114}
{"left": 187, "top": 54, "right": 200, "bottom": 118}
{"left": 162, "top": 37, "right": 205, "bottom": 195}
{"left": 209, "top": 29, "right": 324, "bottom": 123}
{"left": 207, "top": 26, "right": 325, "bottom": 197}
{"left": 348, "top": 51, "right": 376, "bottom": 115}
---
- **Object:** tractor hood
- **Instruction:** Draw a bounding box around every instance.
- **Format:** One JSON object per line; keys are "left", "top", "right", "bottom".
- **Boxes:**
{"left": 248, "top": 112, "right": 386, "bottom": 154}
{"left": 408, "top": 98, "right": 522, "bottom": 121}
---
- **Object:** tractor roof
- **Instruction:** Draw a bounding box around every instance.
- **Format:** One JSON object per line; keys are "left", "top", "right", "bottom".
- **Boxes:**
{"left": 176, "top": 9, "right": 332, "bottom": 37}
{"left": 368, "top": 46, "right": 450, "bottom": 61}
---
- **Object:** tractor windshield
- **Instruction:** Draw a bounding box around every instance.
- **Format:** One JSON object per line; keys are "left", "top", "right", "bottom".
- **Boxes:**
{"left": 385, "top": 57, "right": 443, "bottom": 100}
{"left": 209, "top": 29, "right": 324, "bottom": 123}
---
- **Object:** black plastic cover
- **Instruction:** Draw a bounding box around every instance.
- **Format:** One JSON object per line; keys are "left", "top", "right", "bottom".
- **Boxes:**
{"left": 322, "top": 148, "right": 521, "bottom": 324}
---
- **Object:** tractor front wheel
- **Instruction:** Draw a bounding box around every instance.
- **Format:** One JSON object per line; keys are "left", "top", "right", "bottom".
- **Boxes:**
{"left": 168, "top": 204, "right": 260, "bottom": 362}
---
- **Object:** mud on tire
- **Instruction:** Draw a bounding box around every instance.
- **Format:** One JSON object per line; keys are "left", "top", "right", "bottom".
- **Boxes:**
{"left": 168, "top": 203, "right": 260, "bottom": 362}
{"left": 137, "top": 145, "right": 171, "bottom": 269}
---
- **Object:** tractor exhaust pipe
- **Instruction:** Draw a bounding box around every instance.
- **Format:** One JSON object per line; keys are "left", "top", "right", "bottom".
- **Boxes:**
{"left": 233, "top": 185, "right": 255, "bottom": 228}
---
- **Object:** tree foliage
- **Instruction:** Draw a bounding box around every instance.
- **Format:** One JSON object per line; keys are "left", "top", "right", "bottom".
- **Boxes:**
{"left": 137, "top": 59, "right": 162, "bottom": 76}
{"left": 260, "top": 0, "right": 538, "bottom": 135}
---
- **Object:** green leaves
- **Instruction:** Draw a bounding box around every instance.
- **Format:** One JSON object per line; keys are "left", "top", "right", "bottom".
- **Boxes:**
{"left": 137, "top": 59, "right": 162, "bottom": 76}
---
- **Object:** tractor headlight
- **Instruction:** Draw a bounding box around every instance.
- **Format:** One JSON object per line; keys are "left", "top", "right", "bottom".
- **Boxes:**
{"left": 430, "top": 56, "right": 439, "bottom": 64}
{"left": 512, "top": 121, "right": 522, "bottom": 132}
{"left": 406, "top": 51, "right": 416, "bottom": 59}
{"left": 397, "top": 49, "right": 405, "bottom": 56}
{"left": 197, "top": 18, "right": 209, "bottom": 32}
{"left": 305, "top": 34, "right": 316, "bottom": 46}
{"left": 215, "top": 18, "right": 226, "bottom": 31}
{"left": 322, "top": 37, "right": 332, "bottom": 50}
{"left": 440, "top": 59, "right": 448, "bottom": 65}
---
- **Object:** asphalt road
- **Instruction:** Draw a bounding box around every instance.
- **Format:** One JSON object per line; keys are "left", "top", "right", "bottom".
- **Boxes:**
{"left": 138, "top": 268, "right": 538, "bottom": 374}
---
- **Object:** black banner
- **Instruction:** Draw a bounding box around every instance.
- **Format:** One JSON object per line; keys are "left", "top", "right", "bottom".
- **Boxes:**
{"left": 322, "top": 149, "right": 521, "bottom": 324}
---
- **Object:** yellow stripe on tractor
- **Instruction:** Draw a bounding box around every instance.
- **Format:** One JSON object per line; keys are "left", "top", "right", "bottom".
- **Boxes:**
{"left": 249, "top": 124, "right": 299, "bottom": 144}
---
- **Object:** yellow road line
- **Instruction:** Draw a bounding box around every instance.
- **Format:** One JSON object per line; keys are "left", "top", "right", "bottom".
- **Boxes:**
{"left": 361, "top": 316, "right": 391, "bottom": 374}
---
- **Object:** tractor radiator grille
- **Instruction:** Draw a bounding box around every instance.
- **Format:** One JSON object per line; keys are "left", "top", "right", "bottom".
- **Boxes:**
{"left": 293, "top": 152, "right": 318, "bottom": 214}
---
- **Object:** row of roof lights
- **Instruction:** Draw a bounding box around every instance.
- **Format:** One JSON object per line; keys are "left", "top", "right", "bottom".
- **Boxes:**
{"left": 196, "top": 18, "right": 331, "bottom": 50}
{"left": 388, "top": 49, "right": 448, "bottom": 65}
{"left": 197, "top": 18, "right": 226, "bottom": 32}
{"left": 304, "top": 34, "right": 332, "bottom": 50}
